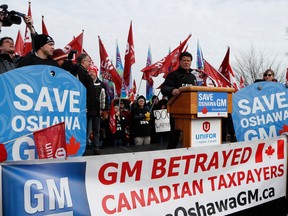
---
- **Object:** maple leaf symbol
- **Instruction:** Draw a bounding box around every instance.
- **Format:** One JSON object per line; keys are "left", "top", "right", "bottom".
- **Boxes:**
{"left": 279, "top": 124, "right": 288, "bottom": 135}
{"left": 265, "top": 145, "right": 275, "bottom": 158}
{"left": 66, "top": 136, "right": 80, "bottom": 156}
{"left": 201, "top": 107, "right": 208, "bottom": 114}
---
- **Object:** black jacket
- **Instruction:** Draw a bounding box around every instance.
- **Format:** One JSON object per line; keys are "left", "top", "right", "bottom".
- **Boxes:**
{"left": 76, "top": 65, "right": 98, "bottom": 116}
{"left": 0, "top": 54, "right": 21, "bottom": 74}
{"left": 17, "top": 51, "right": 58, "bottom": 68}
{"left": 161, "top": 67, "right": 197, "bottom": 100}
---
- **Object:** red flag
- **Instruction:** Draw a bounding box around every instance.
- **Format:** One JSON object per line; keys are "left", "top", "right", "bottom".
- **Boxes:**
{"left": 128, "top": 79, "right": 137, "bottom": 102}
{"left": 23, "top": 2, "right": 32, "bottom": 55}
{"left": 239, "top": 75, "right": 245, "bottom": 88}
{"left": 14, "top": 30, "right": 24, "bottom": 56}
{"left": 141, "top": 34, "right": 191, "bottom": 77}
{"left": 63, "top": 31, "right": 84, "bottom": 63}
{"left": 109, "top": 102, "right": 116, "bottom": 134}
{"left": 218, "top": 47, "right": 239, "bottom": 90}
{"left": 33, "top": 122, "right": 67, "bottom": 159}
{"left": 203, "top": 61, "right": 223, "bottom": 87}
{"left": 41, "top": 15, "right": 49, "bottom": 35}
{"left": 98, "top": 36, "right": 122, "bottom": 96}
{"left": 123, "top": 21, "right": 135, "bottom": 87}
{"left": 0, "top": 144, "right": 7, "bottom": 162}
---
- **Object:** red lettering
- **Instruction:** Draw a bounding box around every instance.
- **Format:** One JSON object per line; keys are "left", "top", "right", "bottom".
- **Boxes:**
{"left": 231, "top": 148, "right": 242, "bottom": 166}
{"left": 99, "top": 162, "right": 118, "bottom": 185}
{"left": 102, "top": 195, "right": 116, "bottom": 214}
{"left": 118, "top": 192, "right": 132, "bottom": 213}
{"left": 167, "top": 156, "right": 181, "bottom": 177}
{"left": 222, "top": 149, "right": 233, "bottom": 167}
{"left": 159, "top": 185, "right": 171, "bottom": 202}
{"left": 120, "top": 161, "right": 142, "bottom": 183}
{"left": 206, "top": 152, "right": 219, "bottom": 171}
{"left": 182, "top": 154, "right": 196, "bottom": 174}
{"left": 208, "top": 175, "right": 217, "bottom": 191}
{"left": 151, "top": 158, "right": 166, "bottom": 179}
{"left": 194, "top": 153, "right": 208, "bottom": 172}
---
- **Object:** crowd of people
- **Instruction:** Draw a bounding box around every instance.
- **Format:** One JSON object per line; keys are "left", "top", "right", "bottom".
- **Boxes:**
{"left": 0, "top": 13, "right": 280, "bottom": 156}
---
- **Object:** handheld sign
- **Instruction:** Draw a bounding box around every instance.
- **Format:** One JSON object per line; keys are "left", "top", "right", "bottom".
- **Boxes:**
{"left": 232, "top": 81, "right": 288, "bottom": 141}
{"left": 0, "top": 65, "right": 87, "bottom": 161}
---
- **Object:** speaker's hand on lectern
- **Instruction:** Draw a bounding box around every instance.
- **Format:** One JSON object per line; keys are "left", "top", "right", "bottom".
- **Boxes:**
{"left": 172, "top": 88, "right": 180, "bottom": 96}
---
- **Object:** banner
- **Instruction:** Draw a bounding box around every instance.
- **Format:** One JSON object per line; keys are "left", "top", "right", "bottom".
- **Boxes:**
{"left": 33, "top": 122, "right": 66, "bottom": 159}
{"left": 232, "top": 81, "right": 288, "bottom": 141}
{"left": 0, "top": 66, "right": 87, "bottom": 161}
{"left": 1, "top": 136, "right": 286, "bottom": 215}
{"left": 153, "top": 109, "right": 170, "bottom": 132}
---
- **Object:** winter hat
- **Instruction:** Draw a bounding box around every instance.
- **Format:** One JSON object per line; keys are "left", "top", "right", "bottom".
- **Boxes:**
{"left": 137, "top": 95, "right": 146, "bottom": 103}
{"left": 34, "top": 34, "right": 54, "bottom": 51}
{"left": 52, "top": 48, "right": 67, "bottom": 61}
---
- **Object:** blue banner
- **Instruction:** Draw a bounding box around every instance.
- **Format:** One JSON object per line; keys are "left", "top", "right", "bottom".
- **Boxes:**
{"left": 232, "top": 81, "right": 288, "bottom": 141}
{"left": 2, "top": 162, "right": 90, "bottom": 215}
{"left": 0, "top": 66, "right": 87, "bottom": 160}
{"left": 197, "top": 92, "right": 228, "bottom": 117}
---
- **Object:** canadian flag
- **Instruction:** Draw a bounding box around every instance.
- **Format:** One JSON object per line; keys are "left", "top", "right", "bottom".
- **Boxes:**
{"left": 255, "top": 139, "right": 285, "bottom": 163}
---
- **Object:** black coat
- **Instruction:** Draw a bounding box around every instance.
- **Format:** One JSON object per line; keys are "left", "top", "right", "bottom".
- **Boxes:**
{"left": 17, "top": 51, "right": 58, "bottom": 68}
{"left": 161, "top": 67, "right": 197, "bottom": 100}
{"left": 0, "top": 54, "right": 21, "bottom": 74}
{"left": 76, "top": 65, "right": 97, "bottom": 116}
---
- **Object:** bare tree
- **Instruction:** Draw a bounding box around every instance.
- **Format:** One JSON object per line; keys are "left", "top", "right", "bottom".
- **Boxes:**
{"left": 233, "top": 44, "right": 285, "bottom": 85}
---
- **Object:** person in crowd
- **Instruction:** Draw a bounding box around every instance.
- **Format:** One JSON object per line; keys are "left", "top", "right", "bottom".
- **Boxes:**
{"left": 111, "top": 105, "right": 128, "bottom": 146}
{"left": 17, "top": 34, "right": 58, "bottom": 67}
{"left": 0, "top": 15, "right": 35, "bottom": 74}
{"left": 161, "top": 51, "right": 197, "bottom": 149}
{"left": 76, "top": 53, "right": 99, "bottom": 155}
{"left": 131, "top": 95, "right": 151, "bottom": 145}
{"left": 52, "top": 48, "right": 68, "bottom": 67}
{"left": 88, "top": 65, "right": 107, "bottom": 149}
{"left": 150, "top": 95, "right": 161, "bottom": 144}
{"left": 263, "top": 69, "right": 277, "bottom": 82}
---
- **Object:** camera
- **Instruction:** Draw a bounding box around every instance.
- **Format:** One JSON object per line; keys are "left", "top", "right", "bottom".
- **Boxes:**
{"left": 67, "top": 50, "right": 78, "bottom": 61}
{"left": 0, "top": 4, "right": 26, "bottom": 27}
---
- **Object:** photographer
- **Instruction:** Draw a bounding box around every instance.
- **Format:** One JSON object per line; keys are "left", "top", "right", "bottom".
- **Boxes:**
{"left": 0, "top": 5, "right": 35, "bottom": 74}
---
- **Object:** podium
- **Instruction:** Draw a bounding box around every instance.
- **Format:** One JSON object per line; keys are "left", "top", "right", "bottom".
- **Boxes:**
{"left": 167, "top": 86, "right": 235, "bottom": 147}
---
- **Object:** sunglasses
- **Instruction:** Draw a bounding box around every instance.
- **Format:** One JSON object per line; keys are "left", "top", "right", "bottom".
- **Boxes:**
{"left": 264, "top": 74, "right": 272, "bottom": 77}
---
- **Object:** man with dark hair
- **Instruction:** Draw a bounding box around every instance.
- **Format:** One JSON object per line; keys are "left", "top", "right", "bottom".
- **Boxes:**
{"left": 0, "top": 15, "right": 35, "bottom": 73}
{"left": 76, "top": 53, "right": 100, "bottom": 155}
{"left": 0, "top": 37, "right": 20, "bottom": 74}
{"left": 161, "top": 51, "right": 197, "bottom": 149}
{"left": 17, "top": 34, "right": 58, "bottom": 68}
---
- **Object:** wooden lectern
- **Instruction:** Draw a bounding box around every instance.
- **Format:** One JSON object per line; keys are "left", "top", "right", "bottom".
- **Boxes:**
{"left": 167, "top": 86, "right": 235, "bottom": 147}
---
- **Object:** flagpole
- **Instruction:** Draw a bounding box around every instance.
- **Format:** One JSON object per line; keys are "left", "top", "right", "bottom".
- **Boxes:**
{"left": 136, "top": 77, "right": 143, "bottom": 97}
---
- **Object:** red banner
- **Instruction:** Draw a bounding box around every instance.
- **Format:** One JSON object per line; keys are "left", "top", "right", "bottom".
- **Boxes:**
{"left": 33, "top": 122, "right": 67, "bottom": 159}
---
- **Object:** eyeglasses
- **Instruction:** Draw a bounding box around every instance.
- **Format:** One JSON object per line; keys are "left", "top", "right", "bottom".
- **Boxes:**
{"left": 264, "top": 74, "right": 272, "bottom": 77}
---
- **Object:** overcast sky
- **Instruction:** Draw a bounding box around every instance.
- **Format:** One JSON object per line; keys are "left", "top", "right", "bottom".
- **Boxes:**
{"left": 3, "top": 0, "right": 288, "bottom": 96}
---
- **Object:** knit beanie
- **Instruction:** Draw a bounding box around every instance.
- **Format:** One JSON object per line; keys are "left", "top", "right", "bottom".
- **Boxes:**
{"left": 34, "top": 34, "right": 54, "bottom": 51}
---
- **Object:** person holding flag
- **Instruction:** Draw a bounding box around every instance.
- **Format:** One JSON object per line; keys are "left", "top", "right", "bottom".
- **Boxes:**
{"left": 161, "top": 51, "right": 197, "bottom": 149}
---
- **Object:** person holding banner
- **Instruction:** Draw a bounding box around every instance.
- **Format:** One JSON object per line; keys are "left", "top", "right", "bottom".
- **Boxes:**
{"left": 161, "top": 51, "right": 197, "bottom": 149}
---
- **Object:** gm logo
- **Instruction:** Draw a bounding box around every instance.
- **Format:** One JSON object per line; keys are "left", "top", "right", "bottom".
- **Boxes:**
{"left": 203, "top": 121, "right": 210, "bottom": 132}
{"left": 2, "top": 162, "right": 90, "bottom": 216}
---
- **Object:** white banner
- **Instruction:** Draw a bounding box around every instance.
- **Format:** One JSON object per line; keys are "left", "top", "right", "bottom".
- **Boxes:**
{"left": 1, "top": 136, "right": 287, "bottom": 216}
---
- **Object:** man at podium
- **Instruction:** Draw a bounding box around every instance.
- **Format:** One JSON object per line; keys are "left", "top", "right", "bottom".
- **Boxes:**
{"left": 161, "top": 51, "right": 197, "bottom": 149}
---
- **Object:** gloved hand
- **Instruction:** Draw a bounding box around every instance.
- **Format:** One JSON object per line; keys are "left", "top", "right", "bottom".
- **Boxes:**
{"left": 145, "top": 112, "right": 150, "bottom": 121}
